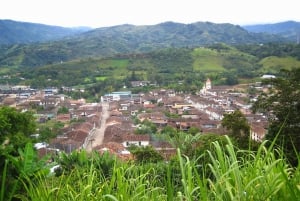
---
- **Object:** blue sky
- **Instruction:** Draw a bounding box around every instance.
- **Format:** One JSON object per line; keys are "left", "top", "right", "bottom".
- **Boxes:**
{"left": 1, "top": 0, "right": 299, "bottom": 28}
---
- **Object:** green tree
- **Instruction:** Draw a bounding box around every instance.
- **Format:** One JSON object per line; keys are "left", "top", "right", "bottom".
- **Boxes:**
{"left": 57, "top": 106, "right": 69, "bottom": 114}
{"left": 222, "top": 71, "right": 239, "bottom": 85}
{"left": 129, "top": 145, "right": 163, "bottom": 163}
{"left": 0, "top": 106, "right": 36, "bottom": 154}
{"left": 166, "top": 132, "right": 202, "bottom": 158}
{"left": 135, "top": 120, "right": 157, "bottom": 135}
{"left": 0, "top": 107, "right": 38, "bottom": 201}
{"left": 252, "top": 68, "right": 300, "bottom": 165}
{"left": 188, "top": 127, "right": 200, "bottom": 136}
{"left": 160, "top": 125, "right": 177, "bottom": 137}
{"left": 221, "top": 110, "right": 250, "bottom": 148}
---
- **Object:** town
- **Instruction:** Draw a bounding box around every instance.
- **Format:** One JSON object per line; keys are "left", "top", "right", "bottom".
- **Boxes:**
{"left": 0, "top": 77, "right": 270, "bottom": 160}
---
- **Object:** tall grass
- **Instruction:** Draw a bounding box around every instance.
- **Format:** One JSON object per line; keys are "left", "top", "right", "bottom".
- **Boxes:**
{"left": 17, "top": 136, "right": 299, "bottom": 200}
{"left": 206, "top": 136, "right": 299, "bottom": 200}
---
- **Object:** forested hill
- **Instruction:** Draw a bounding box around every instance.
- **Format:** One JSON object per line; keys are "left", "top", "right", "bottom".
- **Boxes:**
{"left": 0, "top": 19, "right": 91, "bottom": 45}
{"left": 243, "top": 21, "right": 300, "bottom": 42}
{"left": 78, "top": 21, "right": 285, "bottom": 47}
{"left": 0, "top": 21, "right": 287, "bottom": 68}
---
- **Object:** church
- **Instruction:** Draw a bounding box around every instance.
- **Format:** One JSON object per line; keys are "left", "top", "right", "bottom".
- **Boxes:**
{"left": 200, "top": 78, "right": 211, "bottom": 94}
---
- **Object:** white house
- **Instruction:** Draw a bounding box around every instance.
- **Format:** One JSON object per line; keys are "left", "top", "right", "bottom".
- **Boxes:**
{"left": 122, "top": 134, "right": 150, "bottom": 147}
{"left": 261, "top": 74, "right": 276, "bottom": 79}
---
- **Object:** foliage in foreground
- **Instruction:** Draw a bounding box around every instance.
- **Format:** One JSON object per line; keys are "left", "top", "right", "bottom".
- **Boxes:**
{"left": 253, "top": 68, "right": 300, "bottom": 166}
{"left": 13, "top": 136, "right": 300, "bottom": 201}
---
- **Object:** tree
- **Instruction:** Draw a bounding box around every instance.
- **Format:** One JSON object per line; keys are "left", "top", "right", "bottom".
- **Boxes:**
{"left": 252, "top": 68, "right": 300, "bottom": 165}
{"left": 222, "top": 71, "right": 239, "bottom": 85}
{"left": 129, "top": 70, "right": 138, "bottom": 81}
{"left": 166, "top": 131, "right": 202, "bottom": 158}
{"left": 0, "top": 107, "right": 38, "bottom": 200}
{"left": 221, "top": 110, "right": 250, "bottom": 148}
{"left": 188, "top": 127, "right": 200, "bottom": 136}
{"left": 129, "top": 145, "right": 163, "bottom": 163}
{"left": 135, "top": 120, "right": 157, "bottom": 135}
{"left": 160, "top": 125, "right": 177, "bottom": 137}
{"left": 57, "top": 106, "right": 69, "bottom": 114}
{"left": 0, "top": 106, "right": 37, "bottom": 168}
{"left": 0, "top": 106, "right": 36, "bottom": 154}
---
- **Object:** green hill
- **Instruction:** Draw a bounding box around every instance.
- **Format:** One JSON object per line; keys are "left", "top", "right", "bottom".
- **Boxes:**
{"left": 0, "top": 19, "right": 90, "bottom": 45}
{"left": 243, "top": 21, "right": 300, "bottom": 42}
{"left": 12, "top": 44, "right": 278, "bottom": 88}
{"left": 1, "top": 43, "right": 300, "bottom": 97}
{"left": 192, "top": 48, "right": 225, "bottom": 72}
{"left": 259, "top": 56, "right": 300, "bottom": 74}
{"left": 0, "top": 21, "right": 287, "bottom": 69}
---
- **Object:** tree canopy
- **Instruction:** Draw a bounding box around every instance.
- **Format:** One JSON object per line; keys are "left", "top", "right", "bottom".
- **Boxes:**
{"left": 0, "top": 106, "right": 36, "bottom": 154}
{"left": 221, "top": 110, "right": 250, "bottom": 149}
{"left": 253, "top": 68, "right": 300, "bottom": 165}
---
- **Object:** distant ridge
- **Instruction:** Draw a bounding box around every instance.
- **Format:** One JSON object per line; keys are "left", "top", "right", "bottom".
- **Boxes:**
{"left": 0, "top": 19, "right": 91, "bottom": 44}
{"left": 243, "top": 21, "right": 300, "bottom": 42}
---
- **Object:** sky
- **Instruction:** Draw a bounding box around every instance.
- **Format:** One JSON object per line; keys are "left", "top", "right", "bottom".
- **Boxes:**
{"left": 1, "top": 0, "right": 300, "bottom": 28}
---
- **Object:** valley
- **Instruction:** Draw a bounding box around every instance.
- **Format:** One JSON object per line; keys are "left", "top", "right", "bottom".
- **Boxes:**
{"left": 1, "top": 19, "right": 300, "bottom": 201}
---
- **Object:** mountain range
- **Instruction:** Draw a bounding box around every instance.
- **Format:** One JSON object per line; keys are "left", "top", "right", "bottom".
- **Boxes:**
{"left": 0, "top": 19, "right": 90, "bottom": 45}
{"left": 243, "top": 21, "right": 300, "bottom": 42}
{"left": 0, "top": 19, "right": 299, "bottom": 68}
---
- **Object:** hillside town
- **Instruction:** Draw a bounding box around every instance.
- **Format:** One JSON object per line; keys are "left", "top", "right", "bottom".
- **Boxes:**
{"left": 0, "top": 78, "right": 269, "bottom": 160}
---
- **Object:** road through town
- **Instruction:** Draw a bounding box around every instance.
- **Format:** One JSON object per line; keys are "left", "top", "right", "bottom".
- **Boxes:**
{"left": 85, "top": 102, "right": 109, "bottom": 152}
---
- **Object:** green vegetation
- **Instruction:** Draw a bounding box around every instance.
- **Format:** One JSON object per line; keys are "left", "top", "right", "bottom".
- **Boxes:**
{"left": 1, "top": 21, "right": 300, "bottom": 200}
{"left": 222, "top": 110, "right": 251, "bottom": 149}
{"left": 192, "top": 47, "right": 226, "bottom": 72}
{"left": 1, "top": 98, "right": 300, "bottom": 200}
{"left": 2, "top": 137, "right": 298, "bottom": 201}
{"left": 0, "top": 106, "right": 36, "bottom": 154}
{"left": 253, "top": 68, "right": 300, "bottom": 166}
{"left": 129, "top": 145, "right": 164, "bottom": 163}
{"left": 0, "top": 21, "right": 285, "bottom": 67}
{"left": 259, "top": 56, "right": 300, "bottom": 75}
{"left": 1, "top": 43, "right": 300, "bottom": 101}
{"left": 0, "top": 107, "right": 39, "bottom": 201}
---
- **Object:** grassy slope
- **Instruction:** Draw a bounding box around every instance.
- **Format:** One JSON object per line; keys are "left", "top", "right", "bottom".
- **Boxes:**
{"left": 192, "top": 48, "right": 226, "bottom": 72}
{"left": 259, "top": 56, "right": 300, "bottom": 74}
{"left": 5, "top": 46, "right": 300, "bottom": 87}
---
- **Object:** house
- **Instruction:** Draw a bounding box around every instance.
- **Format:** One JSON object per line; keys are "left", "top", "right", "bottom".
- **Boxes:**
{"left": 103, "top": 122, "right": 134, "bottom": 144}
{"left": 121, "top": 134, "right": 150, "bottom": 147}
{"left": 200, "top": 119, "right": 220, "bottom": 129}
{"left": 137, "top": 112, "right": 168, "bottom": 127}
{"left": 102, "top": 91, "right": 132, "bottom": 102}
{"left": 56, "top": 114, "right": 71, "bottom": 122}
{"left": 2, "top": 96, "right": 16, "bottom": 107}
{"left": 94, "top": 142, "right": 133, "bottom": 161}
{"left": 150, "top": 141, "right": 176, "bottom": 160}
{"left": 49, "top": 137, "right": 81, "bottom": 153}
{"left": 66, "top": 129, "right": 89, "bottom": 143}
{"left": 119, "top": 103, "right": 130, "bottom": 111}
{"left": 43, "top": 88, "right": 58, "bottom": 97}
{"left": 131, "top": 81, "right": 150, "bottom": 88}
{"left": 40, "top": 97, "right": 60, "bottom": 109}
{"left": 250, "top": 124, "right": 267, "bottom": 142}
{"left": 106, "top": 116, "right": 123, "bottom": 126}
{"left": 261, "top": 74, "right": 276, "bottom": 79}
{"left": 171, "top": 103, "right": 193, "bottom": 109}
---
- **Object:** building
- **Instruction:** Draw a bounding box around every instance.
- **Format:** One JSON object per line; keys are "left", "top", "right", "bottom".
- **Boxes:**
{"left": 200, "top": 78, "right": 212, "bottom": 94}
{"left": 102, "top": 91, "right": 132, "bottom": 102}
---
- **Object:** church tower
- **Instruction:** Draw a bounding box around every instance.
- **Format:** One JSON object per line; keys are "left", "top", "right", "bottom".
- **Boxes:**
{"left": 200, "top": 78, "right": 212, "bottom": 95}
{"left": 205, "top": 78, "right": 211, "bottom": 90}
